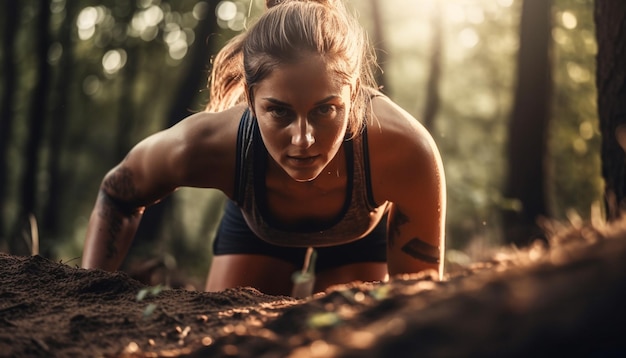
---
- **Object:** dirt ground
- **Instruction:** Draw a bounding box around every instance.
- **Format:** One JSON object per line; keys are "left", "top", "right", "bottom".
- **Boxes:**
{"left": 2, "top": 218, "right": 626, "bottom": 357}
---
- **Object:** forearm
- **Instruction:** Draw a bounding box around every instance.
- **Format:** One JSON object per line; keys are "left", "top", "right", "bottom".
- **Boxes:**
{"left": 82, "top": 190, "right": 144, "bottom": 271}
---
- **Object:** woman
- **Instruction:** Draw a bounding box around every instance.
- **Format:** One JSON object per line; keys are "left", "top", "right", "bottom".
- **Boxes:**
{"left": 82, "top": 0, "right": 446, "bottom": 296}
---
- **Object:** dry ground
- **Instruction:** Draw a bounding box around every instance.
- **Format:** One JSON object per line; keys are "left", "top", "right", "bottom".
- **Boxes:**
{"left": 2, "top": 218, "right": 626, "bottom": 357}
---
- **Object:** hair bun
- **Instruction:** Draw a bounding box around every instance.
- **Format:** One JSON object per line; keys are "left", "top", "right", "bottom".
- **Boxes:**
{"left": 265, "top": 0, "right": 285, "bottom": 7}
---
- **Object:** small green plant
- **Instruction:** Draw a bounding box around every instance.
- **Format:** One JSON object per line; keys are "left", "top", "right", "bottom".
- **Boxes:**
{"left": 136, "top": 284, "right": 164, "bottom": 318}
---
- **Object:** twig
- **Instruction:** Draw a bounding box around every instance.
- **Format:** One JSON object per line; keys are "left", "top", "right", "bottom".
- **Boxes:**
{"left": 32, "top": 338, "right": 50, "bottom": 352}
{"left": 29, "top": 214, "right": 39, "bottom": 256}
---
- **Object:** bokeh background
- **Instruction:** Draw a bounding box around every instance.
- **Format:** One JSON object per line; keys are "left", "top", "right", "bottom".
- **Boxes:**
{"left": 0, "top": 0, "right": 601, "bottom": 287}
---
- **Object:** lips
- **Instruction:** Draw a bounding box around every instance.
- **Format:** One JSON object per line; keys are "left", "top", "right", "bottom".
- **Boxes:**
{"left": 286, "top": 154, "right": 320, "bottom": 167}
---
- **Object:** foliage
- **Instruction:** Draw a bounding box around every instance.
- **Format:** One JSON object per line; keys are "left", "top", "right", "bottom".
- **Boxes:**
{"left": 351, "top": 0, "right": 600, "bottom": 252}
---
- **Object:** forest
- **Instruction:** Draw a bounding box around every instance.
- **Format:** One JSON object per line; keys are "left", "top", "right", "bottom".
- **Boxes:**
{"left": 0, "top": 0, "right": 623, "bottom": 289}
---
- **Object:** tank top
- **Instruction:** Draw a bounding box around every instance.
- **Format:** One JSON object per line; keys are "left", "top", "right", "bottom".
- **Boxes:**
{"left": 233, "top": 109, "right": 389, "bottom": 247}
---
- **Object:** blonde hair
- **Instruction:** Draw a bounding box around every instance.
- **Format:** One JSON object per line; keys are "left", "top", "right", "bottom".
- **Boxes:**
{"left": 206, "top": 33, "right": 244, "bottom": 113}
{"left": 207, "top": 0, "right": 377, "bottom": 133}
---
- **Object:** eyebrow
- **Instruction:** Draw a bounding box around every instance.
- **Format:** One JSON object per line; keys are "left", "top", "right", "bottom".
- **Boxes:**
{"left": 261, "top": 95, "right": 341, "bottom": 107}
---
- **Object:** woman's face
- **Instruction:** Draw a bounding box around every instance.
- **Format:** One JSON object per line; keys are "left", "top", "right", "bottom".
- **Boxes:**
{"left": 251, "top": 55, "right": 352, "bottom": 182}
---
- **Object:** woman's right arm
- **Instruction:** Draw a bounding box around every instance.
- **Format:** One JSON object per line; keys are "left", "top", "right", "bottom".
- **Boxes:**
{"left": 82, "top": 167, "right": 148, "bottom": 271}
{"left": 81, "top": 108, "right": 242, "bottom": 271}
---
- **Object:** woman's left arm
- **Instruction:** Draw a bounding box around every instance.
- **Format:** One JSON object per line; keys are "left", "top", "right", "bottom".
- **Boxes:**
{"left": 370, "top": 97, "right": 447, "bottom": 279}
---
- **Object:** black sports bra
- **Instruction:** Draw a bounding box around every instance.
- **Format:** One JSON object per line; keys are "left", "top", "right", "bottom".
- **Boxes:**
{"left": 233, "top": 109, "right": 389, "bottom": 247}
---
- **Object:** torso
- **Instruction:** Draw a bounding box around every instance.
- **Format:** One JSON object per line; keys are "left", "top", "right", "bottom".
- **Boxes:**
{"left": 231, "top": 109, "right": 388, "bottom": 247}
{"left": 193, "top": 95, "right": 421, "bottom": 246}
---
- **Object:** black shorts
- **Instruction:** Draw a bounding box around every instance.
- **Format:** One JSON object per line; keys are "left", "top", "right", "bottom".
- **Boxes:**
{"left": 213, "top": 200, "right": 387, "bottom": 272}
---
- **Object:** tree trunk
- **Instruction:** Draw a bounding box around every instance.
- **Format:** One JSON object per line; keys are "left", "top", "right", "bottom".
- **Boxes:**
{"left": 502, "top": 0, "right": 553, "bottom": 247}
{"left": 369, "top": 0, "right": 389, "bottom": 93}
{"left": 41, "top": 1, "right": 78, "bottom": 249}
{"left": 0, "top": 2, "right": 19, "bottom": 248}
{"left": 422, "top": 1, "right": 443, "bottom": 131}
{"left": 12, "top": 0, "right": 52, "bottom": 255}
{"left": 165, "top": 1, "right": 219, "bottom": 127}
{"left": 115, "top": 46, "right": 140, "bottom": 162}
{"left": 132, "top": 2, "right": 220, "bottom": 249}
{"left": 595, "top": 0, "right": 626, "bottom": 220}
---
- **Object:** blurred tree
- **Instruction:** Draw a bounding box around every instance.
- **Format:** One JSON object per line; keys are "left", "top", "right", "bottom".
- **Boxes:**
{"left": 0, "top": 2, "right": 19, "bottom": 249}
{"left": 422, "top": 1, "right": 443, "bottom": 131}
{"left": 595, "top": 0, "right": 626, "bottom": 219}
{"left": 133, "top": 0, "right": 219, "bottom": 252}
{"left": 369, "top": 0, "right": 389, "bottom": 93}
{"left": 115, "top": 6, "right": 141, "bottom": 161}
{"left": 502, "top": 0, "right": 553, "bottom": 246}
{"left": 42, "top": 1, "right": 80, "bottom": 249}
{"left": 548, "top": 0, "right": 601, "bottom": 221}
{"left": 11, "top": 0, "right": 53, "bottom": 256}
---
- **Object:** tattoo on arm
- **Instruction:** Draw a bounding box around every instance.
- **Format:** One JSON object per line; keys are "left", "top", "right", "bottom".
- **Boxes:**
{"left": 98, "top": 167, "right": 142, "bottom": 259}
{"left": 388, "top": 208, "right": 409, "bottom": 249}
{"left": 97, "top": 192, "right": 123, "bottom": 259}
{"left": 388, "top": 206, "right": 440, "bottom": 264}
{"left": 102, "top": 167, "right": 138, "bottom": 203}
{"left": 401, "top": 238, "right": 440, "bottom": 264}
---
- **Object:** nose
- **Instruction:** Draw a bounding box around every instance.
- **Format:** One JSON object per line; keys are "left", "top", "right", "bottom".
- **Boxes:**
{"left": 291, "top": 117, "right": 315, "bottom": 148}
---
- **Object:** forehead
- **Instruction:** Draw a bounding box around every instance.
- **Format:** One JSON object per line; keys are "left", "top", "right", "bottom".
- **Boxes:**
{"left": 253, "top": 55, "right": 352, "bottom": 104}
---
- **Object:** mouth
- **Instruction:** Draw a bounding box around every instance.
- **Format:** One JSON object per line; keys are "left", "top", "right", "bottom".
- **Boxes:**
{"left": 286, "top": 154, "right": 320, "bottom": 167}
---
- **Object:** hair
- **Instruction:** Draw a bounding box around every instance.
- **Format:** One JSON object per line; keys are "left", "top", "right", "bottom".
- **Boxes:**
{"left": 207, "top": 0, "right": 377, "bottom": 134}
{"left": 206, "top": 33, "right": 245, "bottom": 113}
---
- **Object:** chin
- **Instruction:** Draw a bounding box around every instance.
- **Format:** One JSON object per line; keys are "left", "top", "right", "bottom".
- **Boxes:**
{"left": 289, "top": 169, "right": 322, "bottom": 183}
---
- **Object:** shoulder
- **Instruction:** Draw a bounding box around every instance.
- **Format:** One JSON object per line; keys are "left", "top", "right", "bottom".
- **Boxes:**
{"left": 173, "top": 104, "right": 247, "bottom": 153}
{"left": 365, "top": 95, "right": 444, "bottom": 204}
{"left": 149, "top": 104, "right": 248, "bottom": 194}
{"left": 367, "top": 95, "right": 440, "bottom": 168}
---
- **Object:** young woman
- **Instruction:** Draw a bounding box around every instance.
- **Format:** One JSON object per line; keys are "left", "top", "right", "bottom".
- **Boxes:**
{"left": 82, "top": 0, "right": 446, "bottom": 296}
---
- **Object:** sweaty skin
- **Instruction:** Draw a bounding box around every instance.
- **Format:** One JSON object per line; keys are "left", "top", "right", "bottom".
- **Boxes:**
{"left": 83, "top": 55, "right": 446, "bottom": 293}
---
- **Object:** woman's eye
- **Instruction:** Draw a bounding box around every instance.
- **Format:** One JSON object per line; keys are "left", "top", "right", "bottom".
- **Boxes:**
{"left": 269, "top": 107, "right": 289, "bottom": 118}
{"left": 315, "top": 104, "right": 337, "bottom": 117}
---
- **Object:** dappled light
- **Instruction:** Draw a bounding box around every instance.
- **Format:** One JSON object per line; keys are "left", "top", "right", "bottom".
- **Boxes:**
{"left": 102, "top": 49, "right": 127, "bottom": 75}
{"left": 129, "top": 5, "right": 163, "bottom": 41}
{"left": 216, "top": 0, "right": 250, "bottom": 31}
{"left": 560, "top": 10, "right": 578, "bottom": 29}
{"left": 1, "top": 0, "right": 601, "bottom": 260}
{"left": 82, "top": 75, "right": 102, "bottom": 97}
{"left": 2, "top": 0, "right": 623, "bottom": 354}
{"left": 76, "top": 6, "right": 106, "bottom": 40}
{"left": 458, "top": 27, "right": 480, "bottom": 48}
{"left": 0, "top": 0, "right": 605, "bottom": 310}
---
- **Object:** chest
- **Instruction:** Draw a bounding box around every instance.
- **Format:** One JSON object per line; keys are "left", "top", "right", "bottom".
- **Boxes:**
{"left": 264, "top": 172, "right": 348, "bottom": 229}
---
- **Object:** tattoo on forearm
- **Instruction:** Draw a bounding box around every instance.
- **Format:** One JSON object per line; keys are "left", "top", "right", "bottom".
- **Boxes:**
{"left": 388, "top": 208, "right": 409, "bottom": 249}
{"left": 98, "top": 167, "right": 141, "bottom": 259}
{"left": 98, "top": 193, "right": 122, "bottom": 259}
{"left": 401, "top": 238, "right": 440, "bottom": 264}
{"left": 102, "top": 167, "right": 137, "bottom": 202}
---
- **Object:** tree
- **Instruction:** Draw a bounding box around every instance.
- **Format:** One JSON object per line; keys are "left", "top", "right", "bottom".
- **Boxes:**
{"left": 422, "top": 1, "right": 443, "bottom": 131}
{"left": 595, "top": 0, "right": 626, "bottom": 220}
{"left": 369, "top": 0, "right": 389, "bottom": 93}
{"left": 133, "top": 1, "right": 220, "bottom": 248}
{"left": 41, "top": 1, "right": 80, "bottom": 246}
{"left": 502, "top": 0, "right": 553, "bottom": 246}
{"left": 12, "top": 0, "right": 52, "bottom": 255}
{"left": 0, "top": 2, "right": 19, "bottom": 249}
